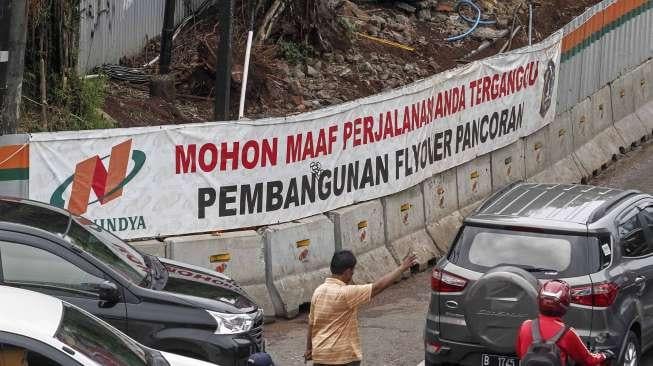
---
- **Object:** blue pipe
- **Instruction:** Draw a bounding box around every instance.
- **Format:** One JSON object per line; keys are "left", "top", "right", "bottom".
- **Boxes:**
{"left": 446, "top": 0, "right": 497, "bottom": 42}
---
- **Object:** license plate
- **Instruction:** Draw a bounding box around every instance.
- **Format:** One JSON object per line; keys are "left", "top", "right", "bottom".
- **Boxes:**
{"left": 480, "top": 354, "right": 519, "bottom": 366}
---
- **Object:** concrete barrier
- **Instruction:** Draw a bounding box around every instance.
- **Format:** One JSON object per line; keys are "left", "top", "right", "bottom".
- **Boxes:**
{"left": 165, "top": 231, "right": 276, "bottom": 317}
{"left": 590, "top": 86, "right": 626, "bottom": 162}
{"left": 548, "top": 112, "right": 574, "bottom": 164}
{"left": 491, "top": 140, "right": 525, "bottom": 191}
{"left": 573, "top": 88, "right": 624, "bottom": 176}
{"left": 611, "top": 72, "right": 636, "bottom": 122}
{"left": 263, "top": 215, "right": 335, "bottom": 318}
{"left": 530, "top": 155, "right": 586, "bottom": 185}
{"left": 530, "top": 112, "right": 585, "bottom": 184}
{"left": 644, "top": 59, "right": 653, "bottom": 102}
{"left": 614, "top": 113, "right": 648, "bottom": 148}
{"left": 382, "top": 184, "right": 438, "bottom": 271}
{"left": 524, "top": 126, "right": 550, "bottom": 178}
{"left": 636, "top": 101, "right": 653, "bottom": 134}
{"left": 130, "top": 239, "right": 167, "bottom": 258}
{"left": 456, "top": 155, "right": 491, "bottom": 208}
{"left": 423, "top": 169, "right": 461, "bottom": 255}
{"left": 328, "top": 200, "right": 396, "bottom": 285}
{"left": 571, "top": 98, "right": 593, "bottom": 149}
{"left": 634, "top": 61, "right": 652, "bottom": 110}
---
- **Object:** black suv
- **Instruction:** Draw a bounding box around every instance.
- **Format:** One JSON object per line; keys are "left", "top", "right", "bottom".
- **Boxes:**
{"left": 425, "top": 183, "right": 653, "bottom": 366}
{"left": 0, "top": 197, "right": 264, "bottom": 366}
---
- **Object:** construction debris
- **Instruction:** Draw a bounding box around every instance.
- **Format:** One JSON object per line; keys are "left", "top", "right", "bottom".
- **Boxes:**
{"left": 104, "top": 0, "right": 604, "bottom": 127}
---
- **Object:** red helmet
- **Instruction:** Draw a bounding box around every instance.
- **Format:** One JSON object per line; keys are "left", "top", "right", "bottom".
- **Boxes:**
{"left": 538, "top": 280, "right": 571, "bottom": 317}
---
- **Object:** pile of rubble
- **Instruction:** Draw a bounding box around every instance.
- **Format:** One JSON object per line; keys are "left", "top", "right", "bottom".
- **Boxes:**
{"left": 108, "top": 0, "right": 602, "bottom": 126}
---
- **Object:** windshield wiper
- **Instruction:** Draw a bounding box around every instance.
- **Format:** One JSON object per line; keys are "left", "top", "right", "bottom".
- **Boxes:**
{"left": 143, "top": 255, "right": 168, "bottom": 289}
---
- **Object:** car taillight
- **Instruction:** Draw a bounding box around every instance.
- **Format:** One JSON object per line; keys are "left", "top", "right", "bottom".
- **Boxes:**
{"left": 571, "top": 282, "right": 619, "bottom": 307}
{"left": 431, "top": 268, "right": 468, "bottom": 292}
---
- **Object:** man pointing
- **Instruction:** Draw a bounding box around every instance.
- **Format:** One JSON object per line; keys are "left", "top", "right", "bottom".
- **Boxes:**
{"left": 305, "top": 250, "right": 418, "bottom": 365}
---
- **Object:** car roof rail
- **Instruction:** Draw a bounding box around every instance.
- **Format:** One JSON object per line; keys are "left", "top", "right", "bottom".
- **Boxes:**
{"left": 588, "top": 189, "right": 641, "bottom": 223}
{"left": 475, "top": 180, "right": 524, "bottom": 213}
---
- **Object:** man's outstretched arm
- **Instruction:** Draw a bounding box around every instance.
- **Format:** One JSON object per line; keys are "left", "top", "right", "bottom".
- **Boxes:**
{"left": 372, "top": 252, "right": 418, "bottom": 297}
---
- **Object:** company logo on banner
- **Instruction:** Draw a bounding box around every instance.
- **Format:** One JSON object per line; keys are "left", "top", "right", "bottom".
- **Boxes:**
{"left": 50, "top": 139, "right": 146, "bottom": 215}
{"left": 539, "top": 59, "right": 556, "bottom": 117}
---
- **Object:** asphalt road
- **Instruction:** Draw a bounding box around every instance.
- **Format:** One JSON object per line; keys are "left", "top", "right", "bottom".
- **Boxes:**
{"left": 264, "top": 140, "right": 653, "bottom": 365}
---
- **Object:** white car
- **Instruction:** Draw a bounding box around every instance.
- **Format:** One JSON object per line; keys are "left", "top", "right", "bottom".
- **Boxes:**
{"left": 0, "top": 285, "right": 216, "bottom": 366}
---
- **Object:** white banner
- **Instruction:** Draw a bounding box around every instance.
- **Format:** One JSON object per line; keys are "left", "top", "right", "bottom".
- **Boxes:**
{"left": 29, "top": 32, "right": 562, "bottom": 239}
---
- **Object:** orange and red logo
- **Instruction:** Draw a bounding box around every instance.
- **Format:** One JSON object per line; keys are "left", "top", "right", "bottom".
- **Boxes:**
{"left": 50, "top": 139, "right": 146, "bottom": 215}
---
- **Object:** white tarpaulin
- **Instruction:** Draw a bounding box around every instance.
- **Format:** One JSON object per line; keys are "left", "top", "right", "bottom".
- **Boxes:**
{"left": 29, "top": 32, "right": 562, "bottom": 239}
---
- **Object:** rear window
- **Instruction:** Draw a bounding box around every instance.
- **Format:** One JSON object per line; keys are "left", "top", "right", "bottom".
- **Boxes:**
{"left": 449, "top": 225, "right": 599, "bottom": 278}
{"left": 0, "top": 200, "right": 69, "bottom": 234}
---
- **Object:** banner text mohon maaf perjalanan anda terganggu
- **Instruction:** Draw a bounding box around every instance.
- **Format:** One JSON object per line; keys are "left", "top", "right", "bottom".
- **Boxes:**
{"left": 28, "top": 32, "right": 562, "bottom": 239}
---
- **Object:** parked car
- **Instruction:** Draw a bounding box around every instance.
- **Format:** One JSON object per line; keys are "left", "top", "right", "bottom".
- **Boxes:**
{"left": 425, "top": 183, "right": 653, "bottom": 366}
{"left": 0, "top": 197, "right": 264, "bottom": 366}
{"left": 0, "top": 285, "right": 217, "bottom": 366}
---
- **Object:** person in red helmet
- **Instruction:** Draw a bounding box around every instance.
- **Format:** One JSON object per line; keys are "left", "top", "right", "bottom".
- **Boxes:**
{"left": 516, "top": 280, "right": 614, "bottom": 366}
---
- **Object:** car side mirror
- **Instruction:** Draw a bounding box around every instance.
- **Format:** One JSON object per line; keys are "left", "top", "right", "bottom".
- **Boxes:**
{"left": 98, "top": 281, "right": 121, "bottom": 303}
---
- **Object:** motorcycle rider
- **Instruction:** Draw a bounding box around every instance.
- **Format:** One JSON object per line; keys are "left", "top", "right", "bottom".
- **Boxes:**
{"left": 516, "top": 280, "right": 614, "bottom": 365}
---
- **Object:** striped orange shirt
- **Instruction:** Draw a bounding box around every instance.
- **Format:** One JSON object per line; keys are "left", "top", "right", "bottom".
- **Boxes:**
{"left": 309, "top": 278, "right": 373, "bottom": 364}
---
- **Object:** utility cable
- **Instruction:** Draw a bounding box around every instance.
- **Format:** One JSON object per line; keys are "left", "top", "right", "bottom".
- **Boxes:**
{"left": 446, "top": 0, "right": 497, "bottom": 42}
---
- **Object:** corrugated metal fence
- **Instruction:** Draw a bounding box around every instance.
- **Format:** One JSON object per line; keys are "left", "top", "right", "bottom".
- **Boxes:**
{"left": 557, "top": 0, "right": 653, "bottom": 112}
{"left": 77, "top": 0, "right": 207, "bottom": 73}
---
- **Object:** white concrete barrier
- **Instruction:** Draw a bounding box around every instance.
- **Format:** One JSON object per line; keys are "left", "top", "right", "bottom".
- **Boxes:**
{"left": 634, "top": 60, "right": 652, "bottom": 110}
{"left": 456, "top": 155, "right": 491, "bottom": 208}
{"left": 165, "top": 231, "right": 276, "bottom": 317}
{"left": 382, "top": 185, "right": 438, "bottom": 271}
{"left": 328, "top": 200, "right": 396, "bottom": 285}
{"left": 590, "top": 85, "right": 625, "bottom": 162}
{"left": 263, "top": 215, "right": 335, "bottom": 318}
{"left": 614, "top": 113, "right": 648, "bottom": 147}
{"left": 611, "top": 72, "right": 636, "bottom": 122}
{"left": 524, "top": 126, "right": 550, "bottom": 178}
{"left": 571, "top": 98, "right": 593, "bottom": 149}
{"left": 130, "top": 239, "right": 167, "bottom": 258}
{"left": 423, "top": 169, "right": 461, "bottom": 255}
{"left": 636, "top": 101, "right": 653, "bottom": 134}
{"left": 491, "top": 140, "right": 525, "bottom": 191}
{"left": 530, "top": 112, "right": 585, "bottom": 184}
{"left": 644, "top": 59, "right": 653, "bottom": 103}
{"left": 574, "top": 87, "right": 624, "bottom": 176}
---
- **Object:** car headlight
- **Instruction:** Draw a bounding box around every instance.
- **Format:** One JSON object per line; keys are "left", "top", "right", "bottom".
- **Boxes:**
{"left": 206, "top": 310, "right": 257, "bottom": 335}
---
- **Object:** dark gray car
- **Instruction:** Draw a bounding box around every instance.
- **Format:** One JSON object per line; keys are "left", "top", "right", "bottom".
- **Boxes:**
{"left": 425, "top": 183, "right": 653, "bottom": 366}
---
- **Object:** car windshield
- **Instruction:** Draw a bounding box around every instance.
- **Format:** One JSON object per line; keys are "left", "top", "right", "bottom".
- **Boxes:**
{"left": 55, "top": 303, "right": 148, "bottom": 366}
{"left": 448, "top": 225, "right": 598, "bottom": 278}
{"left": 64, "top": 217, "right": 148, "bottom": 285}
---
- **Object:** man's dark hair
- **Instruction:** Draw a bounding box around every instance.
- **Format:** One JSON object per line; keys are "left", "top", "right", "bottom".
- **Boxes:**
{"left": 330, "top": 250, "right": 357, "bottom": 275}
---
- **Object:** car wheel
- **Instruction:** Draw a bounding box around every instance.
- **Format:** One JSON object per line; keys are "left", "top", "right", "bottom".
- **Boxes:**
{"left": 621, "top": 331, "right": 640, "bottom": 366}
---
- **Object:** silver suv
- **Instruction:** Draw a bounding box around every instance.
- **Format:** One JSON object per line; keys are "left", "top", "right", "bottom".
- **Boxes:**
{"left": 424, "top": 183, "right": 653, "bottom": 366}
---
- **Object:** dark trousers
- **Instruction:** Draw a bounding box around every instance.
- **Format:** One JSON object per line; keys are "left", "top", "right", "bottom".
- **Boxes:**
{"left": 314, "top": 362, "right": 361, "bottom": 366}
